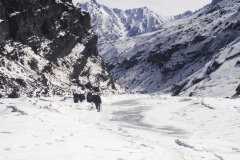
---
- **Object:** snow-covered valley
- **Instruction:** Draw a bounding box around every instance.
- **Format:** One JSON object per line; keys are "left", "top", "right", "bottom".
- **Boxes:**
{"left": 1, "top": 0, "right": 240, "bottom": 159}
{"left": 1, "top": 94, "right": 240, "bottom": 160}
{"left": 98, "top": 0, "right": 240, "bottom": 97}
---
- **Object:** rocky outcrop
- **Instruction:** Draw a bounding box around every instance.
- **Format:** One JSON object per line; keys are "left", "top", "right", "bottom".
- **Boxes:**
{"left": 1, "top": 0, "right": 92, "bottom": 58}
{"left": 0, "top": 0, "right": 123, "bottom": 98}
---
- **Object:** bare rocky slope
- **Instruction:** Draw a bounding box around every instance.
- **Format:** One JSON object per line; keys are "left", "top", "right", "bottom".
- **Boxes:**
{"left": 0, "top": 0, "right": 122, "bottom": 98}
{"left": 99, "top": 0, "right": 240, "bottom": 97}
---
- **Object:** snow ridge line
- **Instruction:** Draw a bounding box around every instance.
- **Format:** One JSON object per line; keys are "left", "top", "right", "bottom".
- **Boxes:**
{"left": 201, "top": 98, "right": 215, "bottom": 110}
{"left": 7, "top": 106, "right": 28, "bottom": 115}
{"left": 175, "top": 139, "right": 194, "bottom": 149}
{"left": 214, "top": 153, "right": 224, "bottom": 160}
{"left": 176, "top": 139, "right": 226, "bottom": 160}
{"left": 234, "top": 106, "right": 240, "bottom": 113}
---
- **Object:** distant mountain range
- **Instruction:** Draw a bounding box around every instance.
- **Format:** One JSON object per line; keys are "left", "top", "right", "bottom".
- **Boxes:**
{"left": 98, "top": 0, "right": 240, "bottom": 97}
{"left": 77, "top": 0, "right": 182, "bottom": 42}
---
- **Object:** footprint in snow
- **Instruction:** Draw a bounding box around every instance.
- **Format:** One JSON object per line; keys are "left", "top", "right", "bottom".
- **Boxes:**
{"left": 232, "top": 148, "right": 240, "bottom": 153}
{"left": 4, "top": 148, "right": 11, "bottom": 151}
{"left": 84, "top": 145, "right": 95, "bottom": 149}
{"left": 19, "top": 146, "right": 26, "bottom": 148}
{"left": 105, "top": 148, "right": 120, "bottom": 152}
{"left": 55, "top": 139, "right": 65, "bottom": 142}
{"left": 140, "top": 144, "right": 147, "bottom": 147}
{"left": 0, "top": 131, "right": 11, "bottom": 134}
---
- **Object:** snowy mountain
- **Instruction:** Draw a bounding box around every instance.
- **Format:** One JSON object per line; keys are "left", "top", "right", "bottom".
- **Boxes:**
{"left": 173, "top": 10, "right": 193, "bottom": 20}
{"left": 99, "top": 0, "right": 240, "bottom": 97}
{"left": 76, "top": 0, "right": 171, "bottom": 42}
{"left": 0, "top": 0, "right": 123, "bottom": 98}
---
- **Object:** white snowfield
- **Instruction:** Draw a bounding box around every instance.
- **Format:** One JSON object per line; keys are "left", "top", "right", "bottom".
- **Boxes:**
{"left": 1, "top": 94, "right": 240, "bottom": 160}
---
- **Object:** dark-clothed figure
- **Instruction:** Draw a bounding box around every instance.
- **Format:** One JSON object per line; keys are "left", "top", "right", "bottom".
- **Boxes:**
{"left": 87, "top": 92, "right": 102, "bottom": 112}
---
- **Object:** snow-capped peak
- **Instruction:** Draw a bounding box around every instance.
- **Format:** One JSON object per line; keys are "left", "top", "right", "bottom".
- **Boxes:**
{"left": 77, "top": 1, "right": 171, "bottom": 42}
{"left": 90, "top": 0, "right": 97, "bottom": 3}
{"left": 208, "top": 0, "right": 239, "bottom": 8}
{"left": 173, "top": 10, "right": 193, "bottom": 20}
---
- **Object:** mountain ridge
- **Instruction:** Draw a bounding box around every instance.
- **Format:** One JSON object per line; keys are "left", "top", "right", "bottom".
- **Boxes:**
{"left": 98, "top": 0, "right": 240, "bottom": 97}
{"left": 76, "top": 0, "right": 172, "bottom": 42}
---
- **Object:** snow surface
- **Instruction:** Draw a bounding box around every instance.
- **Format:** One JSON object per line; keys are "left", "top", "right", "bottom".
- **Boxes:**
{"left": 1, "top": 94, "right": 240, "bottom": 160}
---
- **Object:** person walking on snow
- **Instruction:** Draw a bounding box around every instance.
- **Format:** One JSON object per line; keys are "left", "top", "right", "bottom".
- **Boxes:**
{"left": 87, "top": 92, "right": 102, "bottom": 112}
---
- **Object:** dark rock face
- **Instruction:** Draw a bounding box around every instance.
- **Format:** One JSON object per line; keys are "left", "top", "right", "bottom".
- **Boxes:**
{"left": 8, "top": 88, "right": 20, "bottom": 98}
{"left": 0, "top": 0, "right": 121, "bottom": 97}
{"left": 192, "top": 78, "right": 204, "bottom": 85}
{"left": 1, "top": 0, "right": 92, "bottom": 59}
{"left": 122, "top": 57, "right": 138, "bottom": 70}
{"left": 147, "top": 43, "right": 188, "bottom": 71}
{"left": 236, "top": 84, "right": 240, "bottom": 95}
{"left": 206, "top": 61, "right": 222, "bottom": 75}
{"left": 171, "top": 82, "right": 188, "bottom": 96}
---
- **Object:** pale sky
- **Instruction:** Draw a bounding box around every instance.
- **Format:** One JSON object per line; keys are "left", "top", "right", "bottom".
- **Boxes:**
{"left": 72, "top": 0, "right": 212, "bottom": 16}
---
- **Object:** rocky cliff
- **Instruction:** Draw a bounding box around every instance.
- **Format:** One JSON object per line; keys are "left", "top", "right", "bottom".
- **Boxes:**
{"left": 0, "top": 0, "right": 122, "bottom": 98}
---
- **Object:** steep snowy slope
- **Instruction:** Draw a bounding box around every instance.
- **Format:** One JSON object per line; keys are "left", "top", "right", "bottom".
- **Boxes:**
{"left": 76, "top": 0, "right": 171, "bottom": 42}
{"left": 99, "top": 0, "right": 240, "bottom": 97}
{"left": 0, "top": 0, "right": 123, "bottom": 98}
